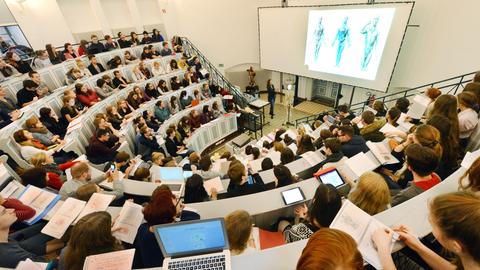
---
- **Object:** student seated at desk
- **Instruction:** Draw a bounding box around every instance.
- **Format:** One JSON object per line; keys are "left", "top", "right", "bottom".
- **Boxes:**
{"left": 95, "top": 78, "right": 116, "bottom": 99}
{"left": 154, "top": 100, "right": 170, "bottom": 123}
{"left": 75, "top": 83, "right": 100, "bottom": 107}
{"left": 60, "top": 96, "right": 83, "bottom": 126}
{"left": 133, "top": 189, "right": 200, "bottom": 268}
{"left": 131, "top": 167, "right": 151, "bottom": 182}
{"left": 112, "top": 70, "right": 130, "bottom": 89}
{"left": 0, "top": 195, "right": 35, "bottom": 222}
{"left": 392, "top": 144, "right": 441, "bottom": 206}
{"left": 117, "top": 99, "right": 134, "bottom": 119}
{"left": 273, "top": 165, "right": 298, "bottom": 188}
{"left": 16, "top": 79, "right": 40, "bottom": 107}
{"left": 182, "top": 152, "right": 200, "bottom": 171}
{"left": 316, "top": 138, "right": 347, "bottom": 170}
{"left": 184, "top": 174, "right": 218, "bottom": 203}
{"left": 197, "top": 155, "right": 222, "bottom": 180}
{"left": 227, "top": 160, "right": 266, "bottom": 198}
{"left": 25, "top": 116, "right": 64, "bottom": 147}
{"left": 179, "top": 90, "right": 193, "bottom": 109}
{"left": 296, "top": 135, "right": 316, "bottom": 156}
{"left": 86, "top": 129, "right": 121, "bottom": 165}
{"left": 21, "top": 167, "right": 60, "bottom": 192}
{"left": 225, "top": 210, "right": 256, "bottom": 256}
{"left": 337, "top": 125, "right": 369, "bottom": 158}
{"left": 357, "top": 110, "right": 386, "bottom": 143}
{"left": 165, "top": 128, "right": 187, "bottom": 158}
{"left": 30, "top": 152, "right": 78, "bottom": 190}
{"left": 144, "top": 82, "right": 161, "bottom": 99}
{"left": 279, "top": 184, "right": 342, "bottom": 243}
{"left": 105, "top": 105, "right": 125, "bottom": 130}
{"left": 0, "top": 206, "right": 45, "bottom": 268}
{"left": 58, "top": 211, "right": 123, "bottom": 270}
{"left": 59, "top": 161, "right": 124, "bottom": 199}
{"left": 280, "top": 148, "right": 297, "bottom": 165}
{"left": 347, "top": 172, "right": 391, "bottom": 215}
{"left": 170, "top": 76, "right": 182, "bottom": 91}
{"left": 39, "top": 107, "right": 68, "bottom": 138}
{"left": 93, "top": 117, "right": 120, "bottom": 145}
{"left": 137, "top": 126, "right": 164, "bottom": 161}
{"left": 373, "top": 192, "right": 480, "bottom": 270}
{"left": 104, "top": 151, "right": 136, "bottom": 174}
{"left": 427, "top": 115, "right": 460, "bottom": 179}
{"left": 297, "top": 228, "right": 363, "bottom": 270}
{"left": 13, "top": 129, "right": 69, "bottom": 164}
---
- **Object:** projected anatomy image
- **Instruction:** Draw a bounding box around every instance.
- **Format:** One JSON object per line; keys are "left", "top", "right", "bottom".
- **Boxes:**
{"left": 305, "top": 8, "right": 395, "bottom": 80}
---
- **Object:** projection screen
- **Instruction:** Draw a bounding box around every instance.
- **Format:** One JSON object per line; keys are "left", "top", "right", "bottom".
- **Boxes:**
{"left": 258, "top": 3, "right": 413, "bottom": 91}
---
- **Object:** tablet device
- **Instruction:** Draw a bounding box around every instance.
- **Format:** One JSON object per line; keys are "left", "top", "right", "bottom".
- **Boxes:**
{"left": 281, "top": 187, "right": 306, "bottom": 206}
{"left": 317, "top": 169, "right": 346, "bottom": 188}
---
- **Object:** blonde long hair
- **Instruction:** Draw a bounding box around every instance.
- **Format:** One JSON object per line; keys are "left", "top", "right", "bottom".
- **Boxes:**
{"left": 348, "top": 172, "right": 391, "bottom": 215}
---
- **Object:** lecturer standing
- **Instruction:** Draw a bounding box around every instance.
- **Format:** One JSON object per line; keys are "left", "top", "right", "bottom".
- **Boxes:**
{"left": 267, "top": 79, "right": 276, "bottom": 118}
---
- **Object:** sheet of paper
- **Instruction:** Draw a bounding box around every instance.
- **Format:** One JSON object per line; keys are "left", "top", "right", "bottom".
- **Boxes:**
{"left": 405, "top": 94, "right": 430, "bottom": 119}
{"left": 280, "top": 129, "right": 297, "bottom": 140}
{"left": 0, "top": 181, "right": 19, "bottom": 198}
{"left": 203, "top": 177, "right": 224, "bottom": 195}
{"left": 379, "top": 123, "right": 401, "bottom": 134}
{"left": 345, "top": 152, "right": 378, "bottom": 178}
{"left": 74, "top": 193, "right": 114, "bottom": 223}
{"left": 249, "top": 158, "right": 265, "bottom": 173}
{"left": 461, "top": 149, "right": 480, "bottom": 168}
{"left": 330, "top": 200, "right": 392, "bottom": 270}
{"left": 302, "top": 123, "right": 314, "bottom": 134}
{"left": 42, "top": 198, "right": 86, "bottom": 239}
{"left": 222, "top": 95, "right": 233, "bottom": 100}
{"left": 250, "top": 227, "right": 261, "bottom": 251}
{"left": 82, "top": 249, "right": 135, "bottom": 270}
{"left": 364, "top": 106, "right": 378, "bottom": 115}
{"left": 366, "top": 141, "right": 399, "bottom": 165}
{"left": 266, "top": 151, "right": 281, "bottom": 165}
{"left": 18, "top": 185, "right": 61, "bottom": 225}
{"left": 112, "top": 201, "right": 144, "bottom": 244}
{"left": 301, "top": 151, "right": 325, "bottom": 166}
{"left": 288, "top": 143, "right": 298, "bottom": 154}
{"left": 212, "top": 159, "right": 227, "bottom": 173}
{"left": 15, "top": 259, "right": 45, "bottom": 270}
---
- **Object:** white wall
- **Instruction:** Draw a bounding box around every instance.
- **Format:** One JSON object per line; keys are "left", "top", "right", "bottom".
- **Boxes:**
{"left": 57, "top": 0, "right": 100, "bottom": 34}
{"left": 0, "top": 0, "right": 15, "bottom": 25}
{"left": 4, "top": 0, "right": 74, "bottom": 49}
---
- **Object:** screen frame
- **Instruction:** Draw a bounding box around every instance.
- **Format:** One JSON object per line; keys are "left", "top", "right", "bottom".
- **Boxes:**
{"left": 257, "top": 1, "right": 415, "bottom": 92}
{"left": 153, "top": 218, "right": 229, "bottom": 258}
{"left": 317, "top": 168, "right": 346, "bottom": 188}
{"left": 281, "top": 187, "right": 306, "bottom": 206}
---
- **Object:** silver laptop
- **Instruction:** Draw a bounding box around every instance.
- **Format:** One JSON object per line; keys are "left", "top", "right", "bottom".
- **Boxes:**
{"left": 154, "top": 218, "right": 231, "bottom": 270}
{"left": 158, "top": 167, "right": 187, "bottom": 196}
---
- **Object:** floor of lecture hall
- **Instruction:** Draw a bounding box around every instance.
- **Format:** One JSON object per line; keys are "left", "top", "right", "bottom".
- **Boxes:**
{"left": 211, "top": 93, "right": 331, "bottom": 156}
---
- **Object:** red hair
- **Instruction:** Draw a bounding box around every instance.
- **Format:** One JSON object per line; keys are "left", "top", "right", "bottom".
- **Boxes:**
{"left": 296, "top": 228, "right": 363, "bottom": 270}
{"left": 143, "top": 189, "right": 176, "bottom": 225}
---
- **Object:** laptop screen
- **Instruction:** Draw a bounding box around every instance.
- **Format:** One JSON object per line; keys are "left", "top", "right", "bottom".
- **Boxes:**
{"left": 154, "top": 218, "right": 228, "bottom": 258}
{"left": 159, "top": 167, "right": 184, "bottom": 182}
{"left": 318, "top": 169, "right": 345, "bottom": 188}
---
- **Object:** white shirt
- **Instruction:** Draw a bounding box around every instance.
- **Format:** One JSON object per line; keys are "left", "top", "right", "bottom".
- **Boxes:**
{"left": 20, "top": 145, "right": 55, "bottom": 162}
{"left": 458, "top": 108, "right": 478, "bottom": 139}
{"left": 152, "top": 66, "right": 166, "bottom": 77}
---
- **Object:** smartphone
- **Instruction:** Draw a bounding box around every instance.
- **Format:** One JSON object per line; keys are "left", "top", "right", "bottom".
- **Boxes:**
{"left": 109, "top": 164, "right": 116, "bottom": 172}
{"left": 327, "top": 115, "right": 335, "bottom": 124}
{"left": 247, "top": 175, "right": 254, "bottom": 185}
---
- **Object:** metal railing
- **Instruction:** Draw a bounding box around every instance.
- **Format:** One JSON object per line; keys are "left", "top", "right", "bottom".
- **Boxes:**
{"left": 295, "top": 71, "right": 477, "bottom": 127}
{"left": 180, "top": 37, "right": 249, "bottom": 109}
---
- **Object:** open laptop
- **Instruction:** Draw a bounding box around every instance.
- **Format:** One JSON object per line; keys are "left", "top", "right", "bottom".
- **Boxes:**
{"left": 154, "top": 218, "right": 231, "bottom": 270}
{"left": 158, "top": 167, "right": 187, "bottom": 195}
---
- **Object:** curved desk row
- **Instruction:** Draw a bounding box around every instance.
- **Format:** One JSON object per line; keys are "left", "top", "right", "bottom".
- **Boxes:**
{"left": 0, "top": 41, "right": 169, "bottom": 101}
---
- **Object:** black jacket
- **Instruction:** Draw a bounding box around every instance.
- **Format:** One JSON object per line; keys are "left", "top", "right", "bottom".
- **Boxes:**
{"left": 88, "top": 42, "right": 105, "bottom": 55}
{"left": 87, "top": 63, "right": 106, "bottom": 75}
{"left": 341, "top": 135, "right": 369, "bottom": 158}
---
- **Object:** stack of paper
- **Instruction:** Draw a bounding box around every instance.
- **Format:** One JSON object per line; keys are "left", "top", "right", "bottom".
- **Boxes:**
{"left": 112, "top": 201, "right": 144, "bottom": 244}
{"left": 17, "top": 185, "right": 61, "bottom": 225}
{"left": 407, "top": 95, "right": 431, "bottom": 119}
{"left": 366, "top": 141, "right": 399, "bottom": 165}
{"left": 265, "top": 151, "right": 281, "bottom": 165}
{"left": 0, "top": 181, "right": 20, "bottom": 198}
{"left": 331, "top": 200, "right": 396, "bottom": 269}
{"left": 461, "top": 149, "right": 480, "bottom": 168}
{"left": 74, "top": 193, "right": 115, "bottom": 223}
{"left": 249, "top": 158, "right": 265, "bottom": 173}
{"left": 288, "top": 143, "right": 298, "bottom": 154}
{"left": 66, "top": 116, "right": 83, "bottom": 135}
{"left": 203, "top": 177, "right": 224, "bottom": 195}
{"left": 15, "top": 259, "right": 47, "bottom": 270}
{"left": 344, "top": 152, "right": 378, "bottom": 179}
{"left": 83, "top": 249, "right": 135, "bottom": 270}
{"left": 301, "top": 151, "right": 325, "bottom": 166}
{"left": 41, "top": 198, "right": 86, "bottom": 239}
